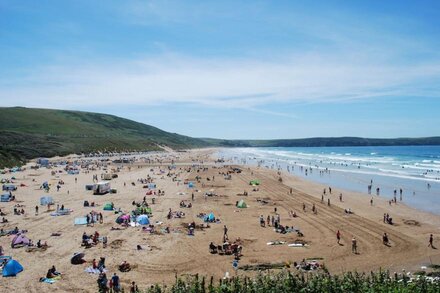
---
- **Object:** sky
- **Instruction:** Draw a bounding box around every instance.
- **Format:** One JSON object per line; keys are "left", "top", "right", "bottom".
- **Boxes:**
{"left": 1, "top": 0, "right": 440, "bottom": 139}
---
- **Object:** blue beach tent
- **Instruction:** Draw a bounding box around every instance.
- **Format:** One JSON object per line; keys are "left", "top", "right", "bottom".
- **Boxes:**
{"left": 136, "top": 214, "right": 150, "bottom": 225}
{"left": 2, "top": 259, "right": 24, "bottom": 277}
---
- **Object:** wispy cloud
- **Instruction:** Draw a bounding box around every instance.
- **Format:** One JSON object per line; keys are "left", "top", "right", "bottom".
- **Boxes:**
{"left": 1, "top": 52, "right": 439, "bottom": 112}
{"left": 1, "top": 1, "right": 440, "bottom": 120}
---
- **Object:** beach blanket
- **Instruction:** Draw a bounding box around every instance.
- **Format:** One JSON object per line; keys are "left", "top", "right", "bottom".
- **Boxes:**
{"left": 85, "top": 266, "right": 107, "bottom": 274}
{"left": 41, "top": 276, "right": 61, "bottom": 284}
{"left": 51, "top": 209, "right": 72, "bottom": 216}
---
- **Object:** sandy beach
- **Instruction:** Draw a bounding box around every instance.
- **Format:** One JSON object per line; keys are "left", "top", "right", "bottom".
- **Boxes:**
{"left": 1, "top": 148, "right": 440, "bottom": 292}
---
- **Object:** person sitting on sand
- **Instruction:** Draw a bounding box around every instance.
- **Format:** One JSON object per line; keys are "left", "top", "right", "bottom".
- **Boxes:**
{"left": 118, "top": 261, "right": 131, "bottom": 272}
{"left": 92, "top": 258, "right": 98, "bottom": 269}
{"left": 1, "top": 217, "right": 7, "bottom": 223}
{"left": 46, "top": 265, "right": 60, "bottom": 278}
{"left": 0, "top": 245, "right": 4, "bottom": 256}
{"left": 98, "top": 257, "right": 106, "bottom": 271}
{"left": 82, "top": 232, "right": 89, "bottom": 245}
{"left": 50, "top": 265, "right": 60, "bottom": 276}
{"left": 93, "top": 231, "right": 99, "bottom": 244}
{"left": 46, "top": 269, "right": 56, "bottom": 279}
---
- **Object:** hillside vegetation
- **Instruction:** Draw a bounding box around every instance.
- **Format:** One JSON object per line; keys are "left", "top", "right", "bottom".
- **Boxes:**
{"left": 0, "top": 107, "right": 209, "bottom": 167}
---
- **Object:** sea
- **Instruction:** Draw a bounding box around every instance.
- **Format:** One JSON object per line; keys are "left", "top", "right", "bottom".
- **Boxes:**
{"left": 216, "top": 146, "right": 440, "bottom": 215}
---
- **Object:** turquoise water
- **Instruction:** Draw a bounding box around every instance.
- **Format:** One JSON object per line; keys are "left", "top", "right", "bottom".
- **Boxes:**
{"left": 217, "top": 146, "right": 440, "bottom": 214}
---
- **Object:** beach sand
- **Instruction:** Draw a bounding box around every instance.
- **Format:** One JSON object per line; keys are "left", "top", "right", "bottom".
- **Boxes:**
{"left": 1, "top": 148, "right": 440, "bottom": 292}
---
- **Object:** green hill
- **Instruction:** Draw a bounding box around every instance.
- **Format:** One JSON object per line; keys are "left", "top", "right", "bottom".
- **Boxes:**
{"left": 0, "top": 107, "right": 210, "bottom": 167}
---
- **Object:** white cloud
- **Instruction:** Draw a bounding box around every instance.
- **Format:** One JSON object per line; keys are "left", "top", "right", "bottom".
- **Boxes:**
{"left": 1, "top": 52, "right": 440, "bottom": 111}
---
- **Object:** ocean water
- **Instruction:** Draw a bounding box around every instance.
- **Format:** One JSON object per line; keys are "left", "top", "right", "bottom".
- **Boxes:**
{"left": 216, "top": 146, "right": 440, "bottom": 215}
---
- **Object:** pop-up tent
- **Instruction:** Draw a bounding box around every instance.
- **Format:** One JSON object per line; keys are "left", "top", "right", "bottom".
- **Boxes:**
{"left": 40, "top": 196, "right": 54, "bottom": 205}
{"left": 148, "top": 183, "right": 156, "bottom": 189}
{"left": 188, "top": 182, "right": 194, "bottom": 188}
{"left": 249, "top": 180, "right": 260, "bottom": 186}
{"left": 136, "top": 214, "right": 150, "bottom": 225}
{"left": 1, "top": 193, "right": 12, "bottom": 202}
{"left": 11, "top": 234, "right": 30, "bottom": 248}
{"left": 204, "top": 212, "right": 215, "bottom": 222}
{"left": 103, "top": 202, "right": 114, "bottom": 211}
{"left": 237, "top": 199, "right": 247, "bottom": 208}
{"left": 71, "top": 252, "right": 85, "bottom": 265}
{"left": 116, "top": 214, "right": 130, "bottom": 224}
{"left": 2, "top": 259, "right": 24, "bottom": 277}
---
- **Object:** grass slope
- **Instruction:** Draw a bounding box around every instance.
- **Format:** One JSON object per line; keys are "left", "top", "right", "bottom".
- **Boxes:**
{"left": 0, "top": 107, "right": 209, "bottom": 167}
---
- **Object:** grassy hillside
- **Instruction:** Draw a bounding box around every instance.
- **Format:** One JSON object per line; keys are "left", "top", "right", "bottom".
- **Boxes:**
{"left": 0, "top": 107, "right": 210, "bottom": 167}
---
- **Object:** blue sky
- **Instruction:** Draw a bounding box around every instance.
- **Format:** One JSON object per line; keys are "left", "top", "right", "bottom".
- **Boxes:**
{"left": 1, "top": 0, "right": 440, "bottom": 139}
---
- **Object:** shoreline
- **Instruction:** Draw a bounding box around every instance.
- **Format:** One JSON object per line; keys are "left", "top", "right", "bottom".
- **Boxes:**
{"left": 216, "top": 147, "right": 440, "bottom": 215}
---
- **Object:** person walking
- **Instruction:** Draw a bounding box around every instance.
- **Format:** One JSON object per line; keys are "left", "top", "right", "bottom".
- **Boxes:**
{"left": 383, "top": 232, "right": 389, "bottom": 245}
{"left": 429, "top": 234, "right": 434, "bottom": 248}
{"left": 336, "top": 230, "right": 341, "bottom": 244}
{"left": 223, "top": 225, "right": 228, "bottom": 238}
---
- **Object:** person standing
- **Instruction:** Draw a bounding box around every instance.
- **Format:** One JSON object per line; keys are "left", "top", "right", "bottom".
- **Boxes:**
{"left": 352, "top": 237, "right": 357, "bottom": 254}
{"left": 223, "top": 225, "right": 228, "bottom": 238}
{"left": 130, "top": 281, "right": 139, "bottom": 293}
{"left": 336, "top": 230, "right": 341, "bottom": 244}
{"left": 112, "top": 273, "right": 120, "bottom": 292}
{"left": 429, "top": 234, "right": 434, "bottom": 248}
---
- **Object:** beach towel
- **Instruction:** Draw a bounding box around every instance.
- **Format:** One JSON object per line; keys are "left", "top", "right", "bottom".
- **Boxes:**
{"left": 266, "top": 241, "right": 286, "bottom": 246}
{"left": 51, "top": 209, "right": 72, "bottom": 216}
{"left": 288, "top": 243, "right": 308, "bottom": 247}
{"left": 85, "top": 266, "right": 107, "bottom": 274}
{"left": 41, "top": 276, "right": 61, "bottom": 284}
